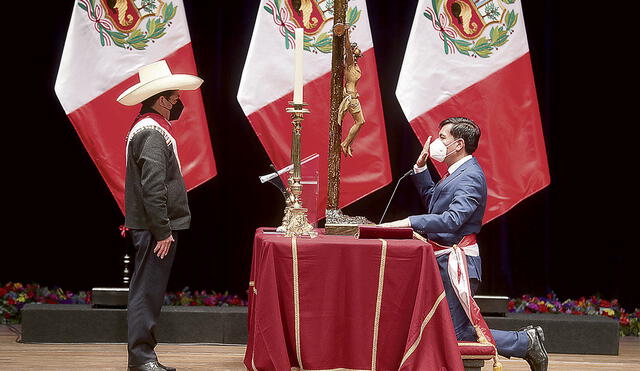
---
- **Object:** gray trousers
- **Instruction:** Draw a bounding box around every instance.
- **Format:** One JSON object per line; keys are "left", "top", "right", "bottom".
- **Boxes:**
{"left": 127, "top": 229, "right": 178, "bottom": 366}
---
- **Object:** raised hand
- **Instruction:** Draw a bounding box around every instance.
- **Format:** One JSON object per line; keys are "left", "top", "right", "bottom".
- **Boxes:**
{"left": 415, "top": 136, "right": 432, "bottom": 168}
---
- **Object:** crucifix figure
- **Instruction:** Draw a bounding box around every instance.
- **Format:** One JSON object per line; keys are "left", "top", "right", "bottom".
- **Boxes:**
{"left": 324, "top": 1, "right": 372, "bottom": 232}
{"left": 338, "top": 28, "right": 365, "bottom": 157}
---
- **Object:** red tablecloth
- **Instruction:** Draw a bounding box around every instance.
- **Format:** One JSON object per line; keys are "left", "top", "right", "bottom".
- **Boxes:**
{"left": 244, "top": 228, "right": 463, "bottom": 371}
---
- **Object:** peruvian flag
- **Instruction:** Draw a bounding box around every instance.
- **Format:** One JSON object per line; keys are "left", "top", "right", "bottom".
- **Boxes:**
{"left": 54, "top": 0, "right": 216, "bottom": 213}
{"left": 237, "top": 0, "right": 391, "bottom": 221}
{"left": 396, "top": 0, "right": 550, "bottom": 223}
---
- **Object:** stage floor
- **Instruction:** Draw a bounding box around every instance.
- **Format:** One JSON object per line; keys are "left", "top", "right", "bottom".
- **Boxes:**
{"left": 2, "top": 325, "right": 639, "bottom": 370}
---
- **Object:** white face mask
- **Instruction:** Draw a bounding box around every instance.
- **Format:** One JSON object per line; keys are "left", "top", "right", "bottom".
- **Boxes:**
{"left": 429, "top": 138, "right": 457, "bottom": 162}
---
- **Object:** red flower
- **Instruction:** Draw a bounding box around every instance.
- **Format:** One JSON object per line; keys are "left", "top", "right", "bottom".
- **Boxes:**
{"left": 619, "top": 315, "right": 630, "bottom": 326}
{"left": 0, "top": 287, "right": 7, "bottom": 297}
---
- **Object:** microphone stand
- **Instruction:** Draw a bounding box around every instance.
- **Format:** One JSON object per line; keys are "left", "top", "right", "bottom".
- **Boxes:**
{"left": 379, "top": 168, "right": 414, "bottom": 224}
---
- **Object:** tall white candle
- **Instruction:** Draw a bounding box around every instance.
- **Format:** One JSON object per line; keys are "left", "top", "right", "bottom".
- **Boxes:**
{"left": 293, "top": 28, "right": 304, "bottom": 104}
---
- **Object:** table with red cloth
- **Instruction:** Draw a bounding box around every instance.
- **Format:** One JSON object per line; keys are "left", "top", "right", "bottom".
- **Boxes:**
{"left": 244, "top": 228, "right": 464, "bottom": 371}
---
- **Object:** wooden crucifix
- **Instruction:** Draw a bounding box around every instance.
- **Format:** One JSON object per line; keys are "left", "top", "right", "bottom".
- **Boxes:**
{"left": 326, "top": 0, "right": 347, "bottom": 213}
{"left": 325, "top": 0, "right": 371, "bottom": 233}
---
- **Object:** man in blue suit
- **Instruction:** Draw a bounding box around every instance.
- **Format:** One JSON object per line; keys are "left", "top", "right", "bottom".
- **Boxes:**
{"left": 380, "top": 117, "right": 548, "bottom": 371}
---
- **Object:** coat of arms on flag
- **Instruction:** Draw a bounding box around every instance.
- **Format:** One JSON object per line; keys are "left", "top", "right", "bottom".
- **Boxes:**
{"left": 396, "top": 0, "right": 549, "bottom": 224}
{"left": 424, "top": 0, "right": 519, "bottom": 58}
{"left": 263, "top": 0, "right": 361, "bottom": 53}
{"left": 77, "top": 0, "right": 177, "bottom": 50}
{"left": 238, "top": 0, "right": 391, "bottom": 222}
{"left": 56, "top": 0, "right": 216, "bottom": 213}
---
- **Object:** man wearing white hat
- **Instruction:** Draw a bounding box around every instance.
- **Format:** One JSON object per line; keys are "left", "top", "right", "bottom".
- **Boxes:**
{"left": 117, "top": 60, "right": 203, "bottom": 371}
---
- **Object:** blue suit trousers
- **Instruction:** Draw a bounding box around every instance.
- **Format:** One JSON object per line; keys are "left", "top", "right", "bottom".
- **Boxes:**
{"left": 436, "top": 254, "right": 529, "bottom": 358}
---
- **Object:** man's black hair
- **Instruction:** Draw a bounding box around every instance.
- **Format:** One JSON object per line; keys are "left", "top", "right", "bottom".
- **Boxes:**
{"left": 439, "top": 117, "right": 481, "bottom": 154}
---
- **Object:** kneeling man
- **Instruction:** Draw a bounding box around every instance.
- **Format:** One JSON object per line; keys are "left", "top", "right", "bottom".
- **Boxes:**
{"left": 380, "top": 117, "right": 548, "bottom": 371}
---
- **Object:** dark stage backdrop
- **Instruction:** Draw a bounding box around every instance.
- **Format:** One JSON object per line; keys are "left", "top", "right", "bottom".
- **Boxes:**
{"left": 4, "top": 1, "right": 638, "bottom": 310}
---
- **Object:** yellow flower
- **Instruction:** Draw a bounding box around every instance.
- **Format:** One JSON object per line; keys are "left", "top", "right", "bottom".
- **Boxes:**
{"left": 601, "top": 308, "right": 615, "bottom": 317}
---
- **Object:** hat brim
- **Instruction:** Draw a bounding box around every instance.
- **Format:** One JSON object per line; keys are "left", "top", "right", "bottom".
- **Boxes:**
{"left": 117, "top": 74, "right": 204, "bottom": 106}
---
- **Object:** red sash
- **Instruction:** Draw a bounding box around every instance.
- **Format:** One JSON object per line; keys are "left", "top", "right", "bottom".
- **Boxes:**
{"left": 430, "top": 234, "right": 497, "bottom": 348}
{"left": 430, "top": 234, "right": 477, "bottom": 251}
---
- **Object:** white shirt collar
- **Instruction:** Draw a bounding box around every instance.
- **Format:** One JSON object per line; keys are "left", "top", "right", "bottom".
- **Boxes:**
{"left": 448, "top": 155, "right": 472, "bottom": 174}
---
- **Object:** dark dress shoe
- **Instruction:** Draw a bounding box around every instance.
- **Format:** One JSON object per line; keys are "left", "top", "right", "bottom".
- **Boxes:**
{"left": 157, "top": 362, "right": 176, "bottom": 371}
{"left": 128, "top": 361, "right": 165, "bottom": 371}
{"left": 521, "top": 325, "right": 548, "bottom": 371}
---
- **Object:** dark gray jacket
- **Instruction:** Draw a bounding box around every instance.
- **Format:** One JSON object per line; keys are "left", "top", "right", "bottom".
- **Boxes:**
{"left": 124, "top": 121, "right": 190, "bottom": 240}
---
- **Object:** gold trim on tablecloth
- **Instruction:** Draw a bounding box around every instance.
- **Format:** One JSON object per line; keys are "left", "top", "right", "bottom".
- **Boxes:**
{"left": 371, "top": 238, "right": 388, "bottom": 370}
{"left": 251, "top": 354, "right": 258, "bottom": 371}
{"left": 292, "top": 236, "right": 304, "bottom": 370}
{"left": 460, "top": 355, "right": 497, "bottom": 360}
{"left": 249, "top": 279, "right": 258, "bottom": 370}
{"left": 458, "top": 341, "right": 495, "bottom": 347}
{"left": 398, "top": 290, "right": 447, "bottom": 367}
{"left": 289, "top": 238, "right": 390, "bottom": 371}
{"left": 291, "top": 368, "right": 371, "bottom": 371}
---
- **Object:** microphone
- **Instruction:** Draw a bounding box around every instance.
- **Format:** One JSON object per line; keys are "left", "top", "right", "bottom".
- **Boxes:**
{"left": 259, "top": 164, "right": 288, "bottom": 201}
{"left": 402, "top": 168, "right": 415, "bottom": 177}
{"left": 379, "top": 168, "right": 415, "bottom": 224}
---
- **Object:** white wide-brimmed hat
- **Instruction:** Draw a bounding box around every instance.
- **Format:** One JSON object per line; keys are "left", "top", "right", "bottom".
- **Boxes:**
{"left": 117, "top": 60, "right": 203, "bottom": 106}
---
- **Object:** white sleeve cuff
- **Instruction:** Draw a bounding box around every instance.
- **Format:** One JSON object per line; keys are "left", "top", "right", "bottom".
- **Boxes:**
{"left": 413, "top": 164, "right": 428, "bottom": 174}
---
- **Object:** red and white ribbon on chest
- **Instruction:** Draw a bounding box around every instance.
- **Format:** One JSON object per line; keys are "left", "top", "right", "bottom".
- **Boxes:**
{"left": 126, "top": 117, "right": 181, "bottom": 173}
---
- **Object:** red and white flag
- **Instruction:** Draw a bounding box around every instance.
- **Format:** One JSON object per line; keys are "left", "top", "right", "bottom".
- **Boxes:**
{"left": 396, "top": 0, "right": 550, "bottom": 223}
{"left": 55, "top": 0, "right": 216, "bottom": 213}
{"left": 237, "top": 0, "right": 391, "bottom": 221}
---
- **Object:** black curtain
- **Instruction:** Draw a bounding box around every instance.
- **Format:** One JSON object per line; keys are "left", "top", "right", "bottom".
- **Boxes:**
{"left": 3, "top": 1, "right": 638, "bottom": 311}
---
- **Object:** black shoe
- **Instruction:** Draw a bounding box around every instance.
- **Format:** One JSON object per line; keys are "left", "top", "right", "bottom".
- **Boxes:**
{"left": 157, "top": 362, "right": 176, "bottom": 371}
{"left": 128, "top": 361, "right": 165, "bottom": 371}
{"left": 521, "top": 325, "right": 548, "bottom": 371}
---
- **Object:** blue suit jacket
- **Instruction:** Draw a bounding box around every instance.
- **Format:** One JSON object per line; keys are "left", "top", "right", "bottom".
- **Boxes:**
{"left": 408, "top": 157, "right": 487, "bottom": 279}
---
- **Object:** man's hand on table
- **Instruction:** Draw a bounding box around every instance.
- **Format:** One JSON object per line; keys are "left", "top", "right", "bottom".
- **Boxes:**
{"left": 378, "top": 218, "right": 411, "bottom": 228}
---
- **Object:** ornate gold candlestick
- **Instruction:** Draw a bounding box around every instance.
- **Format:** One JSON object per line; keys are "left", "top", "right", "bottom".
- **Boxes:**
{"left": 281, "top": 101, "right": 317, "bottom": 238}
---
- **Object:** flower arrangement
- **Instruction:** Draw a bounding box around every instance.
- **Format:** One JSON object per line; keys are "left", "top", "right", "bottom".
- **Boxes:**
{"left": 1, "top": 282, "right": 248, "bottom": 324}
{"left": 164, "top": 287, "right": 248, "bottom": 307}
{"left": 0, "top": 282, "right": 91, "bottom": 324}
{"left": 509, "top": 292, "right": 640, "bottom": 336}
{"left": 3, "top": 282, "right": 637, "bottom": 336}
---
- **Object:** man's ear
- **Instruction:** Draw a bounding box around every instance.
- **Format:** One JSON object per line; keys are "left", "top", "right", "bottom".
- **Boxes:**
{"left": 457, "top": 139, "right": 465, "bottom": 152}
{"left": 158, "top": 95, "right": 170, "bottom": 109}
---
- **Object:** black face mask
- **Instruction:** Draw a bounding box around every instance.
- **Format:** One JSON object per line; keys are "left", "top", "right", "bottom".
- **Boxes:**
{"left": 168, "top": 99, "right": 184, "bottom": 121}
